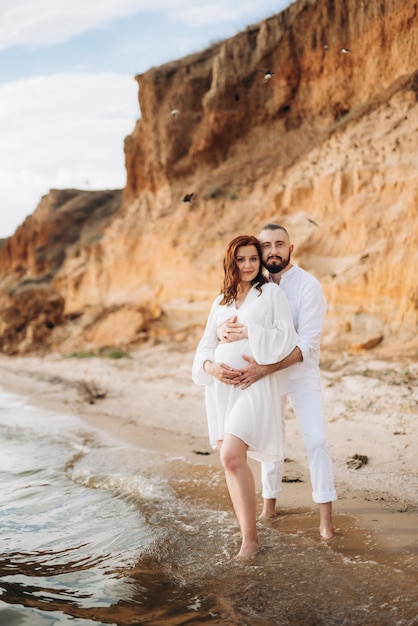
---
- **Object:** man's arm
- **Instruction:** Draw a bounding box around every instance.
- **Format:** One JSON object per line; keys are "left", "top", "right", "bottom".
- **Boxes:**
{"left": 236, "top": 276, "right": 325, "bottom": 388}
{"left": 292, "top": 278, "right": 326, "bottom": 364}
{"left": 235, "top": 346, "right": 303, "bottom": 389}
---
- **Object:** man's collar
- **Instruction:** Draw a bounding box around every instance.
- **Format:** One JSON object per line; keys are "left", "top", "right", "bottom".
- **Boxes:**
{"left": 268, "top": 263, "right": 294, "bottom": 284}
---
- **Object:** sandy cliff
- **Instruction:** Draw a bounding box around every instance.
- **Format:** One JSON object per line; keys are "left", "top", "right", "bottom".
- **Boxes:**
{"left": 1, "top": 0, "right": 418, "bottom": 354}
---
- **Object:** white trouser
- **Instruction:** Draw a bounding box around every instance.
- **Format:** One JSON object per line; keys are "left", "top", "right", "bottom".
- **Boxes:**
{"left": 261, "top": 388, "right": 337, "bottom": 504}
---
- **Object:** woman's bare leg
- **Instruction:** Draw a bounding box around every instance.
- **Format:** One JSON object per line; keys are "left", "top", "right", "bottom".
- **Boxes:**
{"left": 220, "top": 434, "right": 259, "bottom": 558}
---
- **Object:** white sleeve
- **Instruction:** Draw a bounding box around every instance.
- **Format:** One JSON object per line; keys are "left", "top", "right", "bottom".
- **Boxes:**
{"left": 247, "top": 287, "right": 298, "bottom": 365}
{"left": 191, "top": 296, "right": 221, "bottom": 385}
{"left": 296, "top": 280, "right": 326, "bottom": 363}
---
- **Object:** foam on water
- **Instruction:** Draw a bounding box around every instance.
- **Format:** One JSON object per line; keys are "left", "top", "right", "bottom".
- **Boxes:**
{"left": 0, "top": 389, "right": 173, "bottom": 623}
{"left": 1, "top": 388, "right": 417, "bottom": 626}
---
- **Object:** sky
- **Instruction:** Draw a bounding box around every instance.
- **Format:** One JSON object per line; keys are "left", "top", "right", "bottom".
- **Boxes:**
{"left": 0, "top": 0, "right": 293, "bottom": 238}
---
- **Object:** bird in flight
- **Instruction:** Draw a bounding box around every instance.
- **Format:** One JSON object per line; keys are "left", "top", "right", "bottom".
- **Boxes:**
{"left": 170, "top": 103, "right": 180, "bottom": 118}
{"left": 183, "top": 193, "right": 194, "bottom": 204}
{"left": 258, "top": 69, "right": 275, "bottom": 81}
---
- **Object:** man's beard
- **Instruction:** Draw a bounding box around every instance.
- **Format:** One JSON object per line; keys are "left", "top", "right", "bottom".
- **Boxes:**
{"left": 263, "top": 253, "right": 291, "bottom": 274}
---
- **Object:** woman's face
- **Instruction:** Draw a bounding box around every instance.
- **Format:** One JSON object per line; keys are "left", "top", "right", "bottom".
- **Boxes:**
{"left": 235, "top": 244, "right": 260, "bottom": 283}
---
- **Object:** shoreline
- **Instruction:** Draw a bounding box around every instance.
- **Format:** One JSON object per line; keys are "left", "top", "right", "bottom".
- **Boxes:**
{"left": 0, "top": 344, "right": 417, "bottom": 571}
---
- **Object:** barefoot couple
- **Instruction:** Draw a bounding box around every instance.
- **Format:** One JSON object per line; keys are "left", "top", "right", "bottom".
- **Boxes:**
{"left": 192, "top": 224, "right": 336, "bottom": 559}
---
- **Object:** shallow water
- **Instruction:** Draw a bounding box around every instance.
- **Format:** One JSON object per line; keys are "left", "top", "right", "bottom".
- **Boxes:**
{"left": 0, "top": 389, "right": 202, "bottom": 624}
{"left": 0, "top": 388, "right": 417, "bottom": 625}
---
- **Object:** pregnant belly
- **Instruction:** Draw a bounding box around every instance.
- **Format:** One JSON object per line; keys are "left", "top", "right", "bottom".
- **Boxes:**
{"left": 214, "top": 339, "right": 251, "bottom": 370}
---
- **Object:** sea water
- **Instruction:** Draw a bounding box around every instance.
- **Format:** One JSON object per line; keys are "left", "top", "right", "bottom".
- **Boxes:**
{"left": 1, "top": 388, "right": 417, "bottom": 626}
{"left": 0, "top": 388, "right": 224, "bottom": 625}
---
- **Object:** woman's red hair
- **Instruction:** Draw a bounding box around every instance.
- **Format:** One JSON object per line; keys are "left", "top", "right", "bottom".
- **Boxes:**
{"left": 220, "top": 235, "right": 267, "bottom": 305}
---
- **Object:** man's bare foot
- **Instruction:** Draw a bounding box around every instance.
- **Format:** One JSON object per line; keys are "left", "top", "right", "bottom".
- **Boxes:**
{"left": 319, "top": 502, "right": 334, "bottom": 539}
{"left": 234, "top": 539, "right": 260, "bottom": 559}
{"left": 259, "top": 498, "right": 277, "bottom": 519}
{"left": 319, "top": 524, "right": 334, "bottom": 539}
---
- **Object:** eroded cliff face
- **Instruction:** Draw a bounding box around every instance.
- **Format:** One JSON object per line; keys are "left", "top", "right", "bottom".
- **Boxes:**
{"left": 1, "top": 0, "right": 418, "bottom": 354}
{"left": 0, "top": 190, "right": 123, "bottom": 353}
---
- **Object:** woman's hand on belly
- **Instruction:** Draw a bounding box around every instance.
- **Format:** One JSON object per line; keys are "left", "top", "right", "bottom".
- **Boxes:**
{"left": 204, "top": 360, "right": 242, "bottom": 384}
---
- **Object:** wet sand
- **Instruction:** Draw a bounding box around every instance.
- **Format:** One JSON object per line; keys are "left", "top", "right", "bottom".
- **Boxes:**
{"left": 0, "top": 343, "right": 417, "bottom": 624}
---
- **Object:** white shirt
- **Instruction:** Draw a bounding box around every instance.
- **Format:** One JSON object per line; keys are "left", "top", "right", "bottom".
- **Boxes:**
{"left": 274, "top": 264, "right": 326, "bottom": 392}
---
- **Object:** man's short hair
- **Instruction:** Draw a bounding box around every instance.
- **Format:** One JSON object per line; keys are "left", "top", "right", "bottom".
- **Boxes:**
{"left": 259, "top": 223, "right": 289, "bottom": 237}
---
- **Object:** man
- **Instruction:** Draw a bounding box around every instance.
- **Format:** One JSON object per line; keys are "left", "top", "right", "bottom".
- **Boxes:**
{"left": 220, "top": 223, "right": 336, "bottom": 538}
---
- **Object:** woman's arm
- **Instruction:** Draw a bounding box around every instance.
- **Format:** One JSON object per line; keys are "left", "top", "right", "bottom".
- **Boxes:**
{"left": 192, "top": 297, "right": 241, "bottom": 385}
{"left": 246, "top": 286, "right": 298, "bottom": 365}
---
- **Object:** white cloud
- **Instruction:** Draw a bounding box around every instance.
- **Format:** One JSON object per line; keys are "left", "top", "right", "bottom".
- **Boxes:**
{"left": 171, "top": 0, "right": 283, "bottom": 28}
{"left": 0, "top": 73, "right": 139, "bottom": 238}
{"left": 0, "top": 0, "right": 294, "bottom": 239}
{"left": 0, "top": 0, "right": 147, "bottom": 48}
{"left": 0, "top": 0, "right": 290, "bottom": 48}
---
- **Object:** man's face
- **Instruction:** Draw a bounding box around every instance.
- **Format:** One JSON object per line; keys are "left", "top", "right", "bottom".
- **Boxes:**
{"left": 258, "top": 228, "right": 293, "bottom": 274}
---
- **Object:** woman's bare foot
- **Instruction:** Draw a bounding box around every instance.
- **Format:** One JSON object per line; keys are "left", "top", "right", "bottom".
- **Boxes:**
{"left": 259, "top": 498, "right": 277, "bottom": 519}
{"left": 234, "top": 539, "right": 260, "bottom": 559}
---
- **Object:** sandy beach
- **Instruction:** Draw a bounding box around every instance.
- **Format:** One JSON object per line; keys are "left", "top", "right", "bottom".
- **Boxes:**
{"left": 1, "top": 341, "right": 417, "bottom": 623}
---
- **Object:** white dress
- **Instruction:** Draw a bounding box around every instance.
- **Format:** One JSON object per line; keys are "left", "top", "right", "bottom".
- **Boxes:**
{"left": 192, "top": 283, "right": 297, "bottom": 463}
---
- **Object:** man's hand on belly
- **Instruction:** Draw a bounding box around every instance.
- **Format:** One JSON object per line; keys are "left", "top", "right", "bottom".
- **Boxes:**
{"left": 233, "top": 356, "right": 273, "bottom": 390}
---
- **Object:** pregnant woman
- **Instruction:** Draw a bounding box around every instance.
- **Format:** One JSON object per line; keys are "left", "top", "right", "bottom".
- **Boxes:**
{"left": 192, "top": 234, "right": 297, "bottom": 558}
